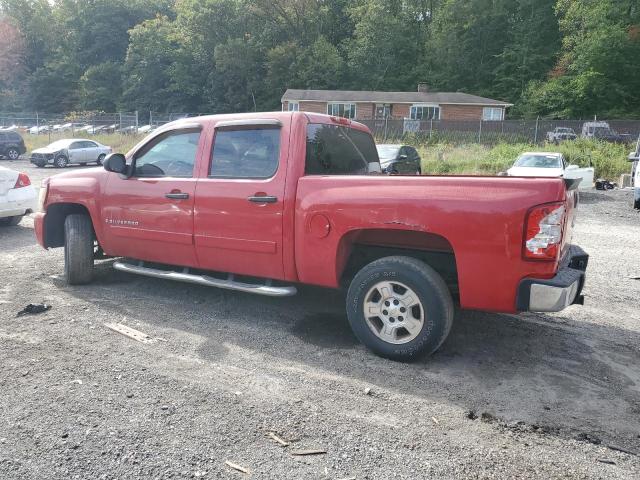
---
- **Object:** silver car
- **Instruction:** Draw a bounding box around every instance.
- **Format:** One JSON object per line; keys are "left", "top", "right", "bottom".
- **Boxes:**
{"left": 30, "top": 139, "right": 112, "bottom": 168}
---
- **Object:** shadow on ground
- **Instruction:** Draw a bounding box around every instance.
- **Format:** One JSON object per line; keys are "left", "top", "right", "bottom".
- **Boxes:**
{"left": 62, "top": 260, "right": 640, "bottom": 455}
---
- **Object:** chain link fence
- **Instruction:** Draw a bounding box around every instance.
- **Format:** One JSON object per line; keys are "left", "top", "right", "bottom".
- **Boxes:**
{"left": 0, "top": 112, "right": 139, "bottom": 142}
{"left": 360, "top": 118, "right": 640, "bottom": 145}
{"left": 3, "top": 112, "right": 639, "bottom": 147}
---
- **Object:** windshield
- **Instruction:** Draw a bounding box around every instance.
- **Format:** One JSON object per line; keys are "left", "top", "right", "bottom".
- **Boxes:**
{"left": 46, "top": 140, "right": 73, "bottom": 149}
{"left": 376, "top": 145, "right": 400, "bottom": 160}
{"left": 514, "top": 154, "right": 562, "bottom": 169}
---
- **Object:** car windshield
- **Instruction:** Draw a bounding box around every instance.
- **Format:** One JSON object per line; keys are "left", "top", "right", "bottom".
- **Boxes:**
{"left": 514, "top": 154, "right": 561, "bottom": 168}
{"left": 46, "top": 140, "right": 73, "bottom": 150}
{"left": 558, "top": 128, "right": 572, "bottom": 133}
{"left": 376, "top": 145, "right": 400, "bottom": 160}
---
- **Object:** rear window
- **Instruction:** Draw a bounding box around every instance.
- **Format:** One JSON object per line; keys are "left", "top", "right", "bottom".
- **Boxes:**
{"left": 305, "top": 124, "right": 379, "bottom": 175}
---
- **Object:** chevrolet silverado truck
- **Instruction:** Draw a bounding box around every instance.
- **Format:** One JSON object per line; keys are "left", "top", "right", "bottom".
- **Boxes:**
{"left": 33, "top": 112, "right": 588, "bottom": 360}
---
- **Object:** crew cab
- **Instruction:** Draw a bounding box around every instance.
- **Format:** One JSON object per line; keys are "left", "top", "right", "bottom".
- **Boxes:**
{"left": 33, "top": 112, "right": 588, "bottom": 360}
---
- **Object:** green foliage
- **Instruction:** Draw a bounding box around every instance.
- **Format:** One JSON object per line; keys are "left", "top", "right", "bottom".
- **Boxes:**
{"left": 1, "top": 0, "right": 639, "bottom": 117}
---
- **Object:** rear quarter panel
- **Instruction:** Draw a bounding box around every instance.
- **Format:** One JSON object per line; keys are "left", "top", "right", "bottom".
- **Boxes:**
{"left": 295, "top": 175, "right": 567, "bottom": 313}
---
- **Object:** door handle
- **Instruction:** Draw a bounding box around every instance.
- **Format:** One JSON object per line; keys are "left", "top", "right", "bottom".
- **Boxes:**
{"left": 165, "top": 192, "right": 190, "bottom": 200}
{"left": 248, "top": 195, "right": 278, "bottom": 204}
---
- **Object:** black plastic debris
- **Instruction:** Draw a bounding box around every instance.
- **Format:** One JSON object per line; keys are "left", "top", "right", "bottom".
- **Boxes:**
{"left": 17, "top": 303, "right": 52, "bottom": 317}
{"left": 595, "top": 179, "right": 616, "bottom": 190}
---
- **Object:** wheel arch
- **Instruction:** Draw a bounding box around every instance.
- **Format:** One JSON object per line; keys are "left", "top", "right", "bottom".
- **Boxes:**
{"left": 336, "top": 228, "right": 459, "bottom": 297}
{"left": 43, "top": 202, "right": 95, "bottom": 248}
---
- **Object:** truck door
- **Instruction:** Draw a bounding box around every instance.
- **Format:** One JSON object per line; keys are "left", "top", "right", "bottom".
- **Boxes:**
{"left": 193, "top": 119, "right": 287, "bottom": 280}
{"left": 101, "top": 126, "right": 203, "bottom": 267}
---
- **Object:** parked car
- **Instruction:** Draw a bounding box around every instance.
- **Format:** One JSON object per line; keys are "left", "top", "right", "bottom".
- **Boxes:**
{"left": 34, "top": 112, "right": 588, "bottom": 361}
{"left": 507, "top": 152, "right": 594, "bottom": 189}
{"left": 28, "top": 125, "right": 50, "bottom": 135}
{"left": 376, "top": 144, "right": 422, "bottom": 174}
{"left": 30, "top": 139, "right": 112, "bottom": 168}
{"left": 581, "top": 121, "right": 632, "bottom": 144}
{"left": 546, "top": 127, "right": 577, "bottom": 144}
{"left": 0, "top": 130, "right": 27, "bottom": 160}
{"left": 0, "top": 166, "right": 36, "bottom": 226}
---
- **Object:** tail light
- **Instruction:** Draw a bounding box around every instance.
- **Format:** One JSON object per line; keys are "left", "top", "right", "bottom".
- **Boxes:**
{"left": 524, "top": 202, "right": 566, "bottom": 261}
{"left": 14, "top": 172, "right": 31, "bottom": 188}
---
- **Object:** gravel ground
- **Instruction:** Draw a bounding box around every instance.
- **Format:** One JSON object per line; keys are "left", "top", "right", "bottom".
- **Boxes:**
{"left": 1, "top": 159, "right": 639, "bottom": 479}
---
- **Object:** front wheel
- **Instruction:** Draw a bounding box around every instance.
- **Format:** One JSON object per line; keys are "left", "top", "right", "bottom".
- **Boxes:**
{"left": 64, "top": 214, "right": 94, "bottom": 285}
{"left": 54, "top": 154, "right": 68, "bottom": 168}
{"left": 346, "top": 256, "right": 454, "bottom": 361}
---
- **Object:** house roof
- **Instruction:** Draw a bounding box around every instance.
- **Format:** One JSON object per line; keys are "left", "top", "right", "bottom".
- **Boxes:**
{"left": 282, "top": 89, "right": 513, "bottom": 107}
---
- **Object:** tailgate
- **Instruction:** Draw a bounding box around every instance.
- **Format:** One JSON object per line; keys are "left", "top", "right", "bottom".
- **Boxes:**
{"left": 561, "top": 179, "right": 579, "bottom": 257}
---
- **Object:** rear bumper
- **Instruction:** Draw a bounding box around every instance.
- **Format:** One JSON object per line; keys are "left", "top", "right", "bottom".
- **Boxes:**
{"left": 0, "top": 185, "right": 37, "bottom": 219}
{"left": 516, "top": 245, "right": 589, "bottom": 312}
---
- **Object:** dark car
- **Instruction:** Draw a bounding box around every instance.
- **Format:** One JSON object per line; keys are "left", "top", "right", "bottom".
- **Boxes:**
{"left": 0, "top": 130, "right": 27, "bottom": 160}
{"left": 376, "top": 144, "right": 422, "bottom": 175}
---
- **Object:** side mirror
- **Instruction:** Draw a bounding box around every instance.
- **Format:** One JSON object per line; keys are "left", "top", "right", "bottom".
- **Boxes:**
{"left": 103, "top": 153, "right": 127, "bottom": 174}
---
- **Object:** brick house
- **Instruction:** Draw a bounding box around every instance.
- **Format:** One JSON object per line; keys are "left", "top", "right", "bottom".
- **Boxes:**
{"left": 281, "top": 84, "right": 512, "bottom": 122}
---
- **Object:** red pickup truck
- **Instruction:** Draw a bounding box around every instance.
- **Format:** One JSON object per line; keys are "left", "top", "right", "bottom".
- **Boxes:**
{"left": 34, "top": 112, "right": 588, "bottom": 360}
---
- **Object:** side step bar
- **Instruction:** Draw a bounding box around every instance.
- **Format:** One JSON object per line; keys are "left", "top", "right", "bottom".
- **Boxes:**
{"left": 113, "top": 260, "right": 297, "bottom": 297}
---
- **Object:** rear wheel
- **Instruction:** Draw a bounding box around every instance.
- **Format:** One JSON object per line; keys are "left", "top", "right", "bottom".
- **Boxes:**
{"left": 7, "top": 148, "right": 20, "bottom": 160}
{"left": 0, "top": 215, "right": 23, "bottom": 226}
{"left": 54, "top": 154, "right": 68, "bottom": 168}
{"left": 346, "top": 256, "right": 454, "bottom": 361}
{"left": 64, "top": 214, "right": 94, "bottom": 285}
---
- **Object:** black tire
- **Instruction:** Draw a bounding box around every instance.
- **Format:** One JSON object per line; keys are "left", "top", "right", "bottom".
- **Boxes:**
{"left": 54, "top": 154, "right": 68, "bottom": 168}
{"left": 6, "top": 148, "right": 20, "bottom": 160}
{"left": 97, "top": 154, "right": 106, "bottom": 165}
{"left": 0, "top": 215, "right": 23, "bottom": 226}
{"left": 64, "top": 214, "right": 94, "bottom": 285}
{"left": 634, "top": 198, "right": 640, "bottom": 210}
{"left": 346, "top": 256, "right": 454, "bottom": 361}
{"left": 416, "top": 166, "right": 422, "bottom": 175}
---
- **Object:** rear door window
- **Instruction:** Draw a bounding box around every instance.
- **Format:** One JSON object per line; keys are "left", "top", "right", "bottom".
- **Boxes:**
{"left": 305, "top": 124, "right": 380, "bottom": 175}
{"left": 210, "top": 127, "right": 281, "bottom": 179}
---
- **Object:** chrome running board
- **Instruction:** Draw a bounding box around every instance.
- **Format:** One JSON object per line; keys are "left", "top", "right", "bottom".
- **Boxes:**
{"left": 113, "top": 260, "right": 297, "bottom": 297}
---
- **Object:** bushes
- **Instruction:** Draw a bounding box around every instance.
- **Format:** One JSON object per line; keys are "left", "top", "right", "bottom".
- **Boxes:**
{"left": 415, "top": 140, "right": 632, "bottom": 179}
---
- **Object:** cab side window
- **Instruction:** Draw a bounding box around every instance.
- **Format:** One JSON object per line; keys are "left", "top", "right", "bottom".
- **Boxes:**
{"left": 69, "top": 142, "right": 82, "bottom": 150}
{"left": 134, "top": 130, "right": 201, "bottom": 178}
{"left": 210, "top": 128, "right": 281, "bottom": 178}
{"left": 305, "top": 124, "right": 379, "bottom": 175}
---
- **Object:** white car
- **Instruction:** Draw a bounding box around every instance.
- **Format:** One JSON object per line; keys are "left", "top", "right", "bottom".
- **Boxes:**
{"left": 507, "top": 152, "right": 594, "bottom": 189}
{"left": 30, "top": 138, "right": 112, "bottom": 168}
{"left": 0, "top": 166, "right": 36, "bottom": 226}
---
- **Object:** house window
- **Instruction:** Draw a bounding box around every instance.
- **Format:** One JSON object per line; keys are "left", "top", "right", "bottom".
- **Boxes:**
{"left": 327, "top": 103, "right": 356, "bottom": 119}
{"left": 482, "top": 107, "right": 504, "bottom": 121}
{"left": 410, "top": 105, "right": 440, "bottom": 120}
{"left": 287, "top": 102, "right": 299, "bottom": 112}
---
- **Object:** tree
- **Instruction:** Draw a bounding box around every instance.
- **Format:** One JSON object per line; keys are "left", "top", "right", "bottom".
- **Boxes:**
{"left": 121, "top": 16, "right": 178, "bottom": 112}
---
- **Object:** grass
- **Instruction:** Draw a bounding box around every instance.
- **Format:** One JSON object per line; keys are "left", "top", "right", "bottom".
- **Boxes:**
{"left": 24, "top": 132, "right": 144, "bottom": 155}
{"left": 412, "top": 139, "right": 633, "bottom": 179}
